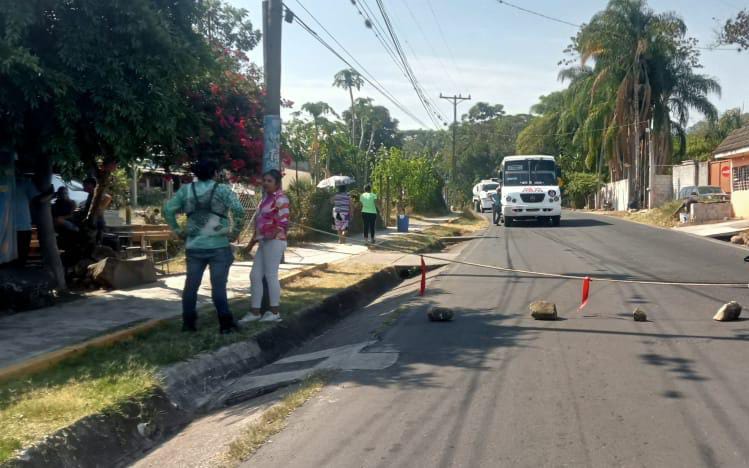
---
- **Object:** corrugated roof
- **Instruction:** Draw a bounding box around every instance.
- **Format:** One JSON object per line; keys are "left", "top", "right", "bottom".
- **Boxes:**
{"left": 714, "top": 125, "right": 749, "bottom": 156}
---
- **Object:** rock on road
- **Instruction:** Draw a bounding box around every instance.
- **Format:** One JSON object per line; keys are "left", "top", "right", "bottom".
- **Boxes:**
{"left": 243, "top": 211, "right": 749, "bottom": 468}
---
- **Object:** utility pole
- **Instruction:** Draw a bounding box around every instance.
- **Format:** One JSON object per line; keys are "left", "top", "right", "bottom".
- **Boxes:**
{"left": 262, "top": 0, "right": 283, "bottom": 174}
{"left": 439, "top": 93, "right": 470, "bottom": 204}
{"left": 260, "top": 0, "right": 283, "bottom": 307}
{"left": 647, "top": 128, "right": 656, "bottom": 209}
{"left": 440, "top": 93, "right": 471, "bottom": 178}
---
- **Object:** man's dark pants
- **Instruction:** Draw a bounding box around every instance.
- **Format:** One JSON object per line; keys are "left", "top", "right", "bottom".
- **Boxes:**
{"left": 182, "top": 246, "right": 235, "bottom": 328}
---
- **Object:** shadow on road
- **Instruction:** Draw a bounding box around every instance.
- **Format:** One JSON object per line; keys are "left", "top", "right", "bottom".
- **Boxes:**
{"left": 504, "top": 218, "right": 612, "bottom": 228}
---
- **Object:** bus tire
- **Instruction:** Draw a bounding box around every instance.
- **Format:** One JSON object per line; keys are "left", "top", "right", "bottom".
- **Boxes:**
{"left": 551, "top": 216, "right": 561, "bottom": 227}
{"left": 504, "top": 216, "right": 513, "bottom": 227}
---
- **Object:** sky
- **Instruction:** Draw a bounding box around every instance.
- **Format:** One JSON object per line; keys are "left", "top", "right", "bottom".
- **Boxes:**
{"left": 231, "top": 0, "right": 749, "bottom": 130}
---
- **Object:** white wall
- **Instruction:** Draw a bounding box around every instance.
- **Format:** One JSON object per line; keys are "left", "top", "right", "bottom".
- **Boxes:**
{"left": 597, "top": 179, "right": 630, "bottom": 211}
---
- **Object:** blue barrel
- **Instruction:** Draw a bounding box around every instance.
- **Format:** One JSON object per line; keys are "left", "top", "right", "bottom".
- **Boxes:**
{"left": 397, "top": 214, "right": 409, "bottom": 232}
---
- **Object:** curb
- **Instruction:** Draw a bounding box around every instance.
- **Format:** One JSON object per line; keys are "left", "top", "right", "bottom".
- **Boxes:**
{"left": 4, "top": 266, "right": 402, "bottom": 468}
{"left": 0, "top": 262, "right": 329, "bottom": 385}
{"left": 582, "top": 210, "right": 749, "bottom": 254}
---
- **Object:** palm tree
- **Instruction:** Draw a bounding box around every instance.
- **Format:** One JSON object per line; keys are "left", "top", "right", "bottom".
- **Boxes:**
{"left": 564, "top": 0, "right": 720, "bottom": 205}
{"left": 301, "top": 101, "right": 338, "bottom": 181}
{"left": 333, "top": 68, "right": 364, "bottom": 144}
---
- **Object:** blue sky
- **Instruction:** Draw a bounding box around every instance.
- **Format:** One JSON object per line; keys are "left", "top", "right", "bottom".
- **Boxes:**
{"left": 231, "top": 0, "right": 749, "bottom": 130}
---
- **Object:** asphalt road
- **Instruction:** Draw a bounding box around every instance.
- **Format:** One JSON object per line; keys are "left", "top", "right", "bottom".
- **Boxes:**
{"left": 243, "top": 211, "right": 749, "bottom": 468}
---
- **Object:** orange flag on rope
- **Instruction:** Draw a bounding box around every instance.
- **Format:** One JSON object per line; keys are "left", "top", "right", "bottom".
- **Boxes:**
{"left": 419, "top": 256, "right": 426, "bottom": 296}
{"left": 579, "top": 276, "right": 591, "bottom": 310}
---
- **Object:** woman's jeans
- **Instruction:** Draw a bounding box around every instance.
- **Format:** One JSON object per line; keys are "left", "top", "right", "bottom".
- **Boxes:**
{"left": 362, "top": 212, "right": 377, "bottom": 240}
{"left": 250, "top": 239, "right": 287, "bottom": 309}
{"left": 182, "top": 246, "right": 234, "bottom": 326}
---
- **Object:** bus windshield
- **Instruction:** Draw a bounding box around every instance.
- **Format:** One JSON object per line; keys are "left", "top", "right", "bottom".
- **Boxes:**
{"left": 503, "top": 160, "right": 556, "bottom": 186}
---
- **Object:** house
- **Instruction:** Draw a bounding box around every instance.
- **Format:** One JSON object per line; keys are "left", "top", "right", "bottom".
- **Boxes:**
{"left": 713, "top": 125, "right": 749, "bottom": 218}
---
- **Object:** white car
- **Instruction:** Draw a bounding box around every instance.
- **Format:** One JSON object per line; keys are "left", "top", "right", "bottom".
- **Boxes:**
{"left": 52, "top": 174, "right": 89, "bottom": 206}
{"left": 472, "top": 179, "right": 500, "bottom": 212}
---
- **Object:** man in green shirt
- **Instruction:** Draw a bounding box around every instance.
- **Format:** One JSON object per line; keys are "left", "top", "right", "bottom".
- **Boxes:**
{"left": 164, "top": 160, "right": 246, "bottom": 334}
{"left": 360, "top": 184, "right": 378, "bottom": 244}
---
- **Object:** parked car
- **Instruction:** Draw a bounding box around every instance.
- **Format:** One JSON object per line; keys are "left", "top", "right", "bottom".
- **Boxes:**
{"left": 472, "top": 179, "right": 500, "bottom": 212}
{"left": 677, "top": 186, "right": 729, "bottom": 202}
{"left": 52, "top": 174, "right": 89, "bottom": 206}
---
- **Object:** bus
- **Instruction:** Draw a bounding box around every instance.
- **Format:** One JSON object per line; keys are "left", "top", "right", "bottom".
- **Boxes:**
{"left": 498, "top": 155, "right": 562, "bottom": 227}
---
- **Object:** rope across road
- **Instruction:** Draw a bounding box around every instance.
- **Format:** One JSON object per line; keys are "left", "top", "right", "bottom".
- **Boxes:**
{"left": 289, "top": 221, "right": 749, "bottom": 289}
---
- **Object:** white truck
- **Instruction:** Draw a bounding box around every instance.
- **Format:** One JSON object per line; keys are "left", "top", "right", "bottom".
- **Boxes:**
{"left": 498, "top": 155, "right": 562, "bottom": 227}
{"left": 471, "top": 179, "right": 500, "bottom": 213}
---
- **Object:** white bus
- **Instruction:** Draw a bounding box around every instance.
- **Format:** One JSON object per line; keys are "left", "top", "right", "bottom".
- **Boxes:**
{"left": 498, "top": 155, "right": 562, "bottom": 227}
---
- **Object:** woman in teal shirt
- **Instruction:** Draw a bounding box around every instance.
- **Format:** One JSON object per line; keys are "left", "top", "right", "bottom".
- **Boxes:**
{"left": 164, "top": 160, "right": 245, "bottom": 334}
{"left": 360, "top": 184, "right": 378, "bottom": 244}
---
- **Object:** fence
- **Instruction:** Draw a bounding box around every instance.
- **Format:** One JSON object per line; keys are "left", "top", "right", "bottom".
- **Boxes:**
{"left": 596, "top": 179, "right": 630, "bottom": 211}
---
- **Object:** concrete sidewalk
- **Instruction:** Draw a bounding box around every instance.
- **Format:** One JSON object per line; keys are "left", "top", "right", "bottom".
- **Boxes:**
{"left": 0, "top": 218, "right": 453, "bottom": 372}
{"left": 673, "top": 218, "right": 749, "bottom": 238}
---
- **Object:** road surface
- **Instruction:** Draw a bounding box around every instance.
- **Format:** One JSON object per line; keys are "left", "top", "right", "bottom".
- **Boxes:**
{"left": 236, "top": 211, "right": 749, "bottom": 468}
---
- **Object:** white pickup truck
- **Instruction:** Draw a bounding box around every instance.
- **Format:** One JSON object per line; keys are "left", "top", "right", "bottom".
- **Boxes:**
{"left": 472, "top": 179, "right": 500, "bottom": 213}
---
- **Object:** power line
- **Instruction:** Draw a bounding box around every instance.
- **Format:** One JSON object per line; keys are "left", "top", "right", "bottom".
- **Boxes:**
{"left": 424, "top": 0, "right": 465, "bottom": 84}
{"left": 494, "top": 0, "right": 581, "bottom": 28}
{"left": 290, "top": 0, "right": 411, "bottom": 119}
{"left": 372, "top": 0, "right": 448, "bottom": 126}
{"left": 401, "top": 0, "right": 458, "bottom": 90}
{"left": 283, "top": 4, "right": 432, "bottom": 128}
{"left": 352, "top": 0, "right": 445, "bottom": 127}
{"left": 492, "top": 0, "right": 742, "bottom": 51}
{"left": 353, "top": 0, "right": 449, "bottom": 126}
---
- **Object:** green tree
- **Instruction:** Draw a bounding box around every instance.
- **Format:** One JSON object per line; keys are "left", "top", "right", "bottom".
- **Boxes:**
{"left": 300, "top": 101, "right": 338, "bottom": 181}
{"left": 332, "top": 68, "right": 364, "bottom": 144}
{"left": 560, "top": 0, "right": 719, "bottom": 206}
{"left": 0, "top": 0, "right": 213, "bottom": 288}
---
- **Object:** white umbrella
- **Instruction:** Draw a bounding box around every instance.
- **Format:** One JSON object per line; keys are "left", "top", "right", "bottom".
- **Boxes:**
{"left": 317, "top": 175, "right": 355, "bottom": 189}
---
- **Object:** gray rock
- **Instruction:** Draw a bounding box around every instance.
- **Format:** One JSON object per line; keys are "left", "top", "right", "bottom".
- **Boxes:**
{"left": 713, "top": 301, "right": 742, "bottom": 321}
{"left": 633, "top": 308, "right": 647, "bottom": 322}
{"left": 427, "top": 306, "right": 454, "bottom": 322}
{"left": 88, "top": 256, "right": 157, "bottom": 290}
{"left": 530, "top": 301, "right": 558, "bottom": 320}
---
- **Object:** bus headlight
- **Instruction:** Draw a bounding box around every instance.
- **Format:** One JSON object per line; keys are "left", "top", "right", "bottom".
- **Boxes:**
{"left": 506, "top": 196, "right": 512, "bottom": 202}
{"left": 548, "top": 190, "right": 557, "bottom": 197}
{"left": 554, "top": 196, "right": 560, "bottom": 202}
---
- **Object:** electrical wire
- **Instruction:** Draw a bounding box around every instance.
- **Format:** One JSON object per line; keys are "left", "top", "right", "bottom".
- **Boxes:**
{"left": 291, "top": 0, "right": 412, "bottom": 121}
{"left": 492, "top": 0, "right": 742, "bottom": 51}
{"left": 373, "top": 0, "right": 448, "bottom": 126}
{"left": 284, "top": 4, "right": 432, "bottom": 128}
{"left": 401, "top": 0, "right": 459, "bottom": 91}
{"left": 494, "top": 0, "right": 580, "bottom": 28}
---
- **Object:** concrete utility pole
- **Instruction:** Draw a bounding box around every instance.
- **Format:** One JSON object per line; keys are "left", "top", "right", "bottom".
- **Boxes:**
{"left": 262, "top": 0, "right": 283, "bottom": 174}
{"left": 647, "top": 128, "right": 656, "bottom": 209}
{"left": 439, "top": 93, "right": 471, "bottom": 184}
{"left": 260, "top": 0, "right": 283, "bottom": 303}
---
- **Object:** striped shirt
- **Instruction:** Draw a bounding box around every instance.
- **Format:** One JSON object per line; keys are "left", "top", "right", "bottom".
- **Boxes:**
{"left": 257, "top": 190, "right": 290, "bottom": 240}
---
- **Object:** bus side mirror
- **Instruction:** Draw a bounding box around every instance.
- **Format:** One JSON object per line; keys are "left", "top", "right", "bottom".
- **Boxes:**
{"left": 498, "top": 170, "right": 503, "bottom": 180}
{"left": 555, "top": 168, "right": 562, "bottom": 179}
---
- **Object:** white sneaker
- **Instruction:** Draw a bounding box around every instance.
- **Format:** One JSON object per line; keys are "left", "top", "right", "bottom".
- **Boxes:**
{"left": 260, "top": 312, "right": 282, "bottom": 322}
{"left": 239, "top": 313, "right": 263, "bottom": 324}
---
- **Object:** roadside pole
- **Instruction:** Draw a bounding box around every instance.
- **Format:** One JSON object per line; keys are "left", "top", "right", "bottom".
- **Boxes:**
{"left": 261, "top": 0, "right": 283, "bottom": 309}
{"left": 647, "top": 128, "right": 655, "bottom": 209}
{"left": 439, "top": 93, "right": 470, "bottom": 208}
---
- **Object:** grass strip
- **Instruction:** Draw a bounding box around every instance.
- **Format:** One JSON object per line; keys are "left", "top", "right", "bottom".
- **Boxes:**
{"left": 0, "top": 262, "right": 382, "bottom": 463}
{"left": 220, "top": 372, "right": 329, "bottom": 467}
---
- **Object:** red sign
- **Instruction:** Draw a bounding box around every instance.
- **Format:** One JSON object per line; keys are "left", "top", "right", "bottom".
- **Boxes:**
{"left": 722, "top": 166, "right": 731, "bottom": 178}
